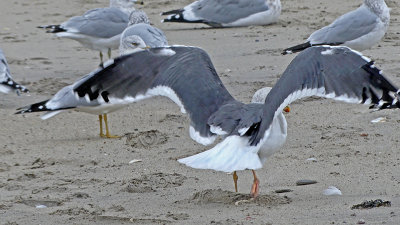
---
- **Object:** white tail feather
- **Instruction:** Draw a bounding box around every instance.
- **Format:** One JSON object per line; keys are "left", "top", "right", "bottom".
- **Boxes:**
{"left": 40, "top": 111, "right": 62, "bottom": 120}
{"left": 0, "top": 84, "right": 12, "bottom": 94}
{"left": 178, "top": 135, "right": 262, "bottom": 173}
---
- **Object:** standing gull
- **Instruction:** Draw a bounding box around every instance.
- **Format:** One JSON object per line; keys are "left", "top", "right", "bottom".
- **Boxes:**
{"left": 282, "top": 0, "right": 390, "bottom": 54}
{"left": 15, "top": 35, "right": 149, "bottom": 138}
{"left": 16, "top": 46, "right": 399, "bottom": 197}
{"left": 38, "top": 0, "right": 144, "bottom": 63}
{"left": 0, "top": 49, "right": 29, "bottom": 95}
{"left": 161, "top": 0, "right": 281, "bottom": 28}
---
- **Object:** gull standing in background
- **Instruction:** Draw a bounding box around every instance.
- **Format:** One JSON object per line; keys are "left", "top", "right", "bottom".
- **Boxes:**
{"left": 38, "top": 0, "right": 144, "bottom": 64}
{"left": 161, "top": 0, "right": 281, "bottom": 28}
{"left": 282, "top": 0, "right": 390, "bottom": 54}
{"left": 15, "top": 35, "right": 149, "bottom": 138}
{"left": 16, "top": 45, "right": 399, "bottom": 197}
{"left": 0, "top": 49, "right": 29, "bottom": 95}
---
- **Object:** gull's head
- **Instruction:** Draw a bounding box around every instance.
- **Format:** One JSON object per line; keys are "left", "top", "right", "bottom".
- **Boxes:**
{"left": 128, "top": 9, "right": 150, "bottom": 26}
{"left": 252, "top": 87, "right": 272, "bottom": 104}
{"left": 119, "top": 35, "right": 149, "bottom": 55}
{"left": 252, "top": 87, "right": 290, "bottom": 113}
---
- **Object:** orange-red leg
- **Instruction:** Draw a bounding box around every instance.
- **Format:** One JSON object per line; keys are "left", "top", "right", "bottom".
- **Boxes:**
{"left": 250, "top": 170, "right": 259, "bottom": 198}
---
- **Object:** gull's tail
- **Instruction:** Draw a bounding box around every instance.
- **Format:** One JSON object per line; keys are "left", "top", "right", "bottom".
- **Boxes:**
{"left": 178, "top": 136, "right": 262, "bottom": 173}
{"left": 37, "top": 24, "right": 66, "bottom": 33}
{"left": 282, "top": 42, "right": 311, "bottom": 55}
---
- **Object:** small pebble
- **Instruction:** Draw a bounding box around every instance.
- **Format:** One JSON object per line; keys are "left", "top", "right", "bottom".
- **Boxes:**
{"left": 357, "top": 219, "right": 365, "bottom": 224}
{"left": 35, "top": 205, "right": 47, "bottom": 209}
{"left": 306, "top": 157, "right": 317, "bottom": 162}
{"left": 296, "top": 179, "right": 317, "bottom": 186}
{"left": 275, "top": 189, "right": 293, "bottom": 193}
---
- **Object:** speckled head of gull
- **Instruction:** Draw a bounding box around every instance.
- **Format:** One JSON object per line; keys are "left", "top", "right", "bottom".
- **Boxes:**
{"left": 38, "top": 0, "right": 144, "bottom": 64}
{"left": 128, "top": 9, "right": 150, "bottom": 26}
{"left": 18, "top": 45, "right": 400, "bottom": 198}
{"left": 282, "top": 0, "right": 390, "bottom": 54}
{"left": 161, "top": 0, "right": 281, "bottom": 27}
{"left": 0, "top": 49, "right": 29, "bottom": 95}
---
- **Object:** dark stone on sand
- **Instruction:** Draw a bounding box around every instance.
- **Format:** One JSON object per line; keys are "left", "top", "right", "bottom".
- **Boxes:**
{"left": 296, "top": 179, "right": 318, "bottom": 186}
{"left": 275, "top": 189, "right": 293, "bottom": 193}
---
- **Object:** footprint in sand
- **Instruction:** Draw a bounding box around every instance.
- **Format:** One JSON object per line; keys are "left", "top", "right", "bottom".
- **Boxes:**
{"left": 125, "top": 130, "right": 168, "bottom": 149}
{"left": 123, "top": 173, "right": 186, "bottom": 193}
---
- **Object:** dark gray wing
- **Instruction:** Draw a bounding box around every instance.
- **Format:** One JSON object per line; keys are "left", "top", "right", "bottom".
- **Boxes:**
{"left": 249, "top": 46, "right": 400, "bottom": 146}
{"left": 73, "top": 46, "right": 235, "bottom": 142}
{"left": 61, "top": 7, "right": 129, "bottom": 38}
{"left": 207, "top": 103, "right": 264, "bottom": 136}
{"left": 308, "top": 6, "right": 378, "bottom": 45}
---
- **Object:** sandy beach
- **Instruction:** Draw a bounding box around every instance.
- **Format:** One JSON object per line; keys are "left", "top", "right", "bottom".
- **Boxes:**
{"left": 1, "top": 0, "right": 400, "bottom": 224}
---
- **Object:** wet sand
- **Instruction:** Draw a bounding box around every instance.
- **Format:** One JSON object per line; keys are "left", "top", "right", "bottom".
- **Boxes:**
{"left": 1, "top": 0, "right": 400, "bottom": 224}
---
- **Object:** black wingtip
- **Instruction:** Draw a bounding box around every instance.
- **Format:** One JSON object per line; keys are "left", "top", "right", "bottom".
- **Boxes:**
{"left": 15, "top": 99, "right": 50, "bottom": 114}
{"left": 282, "top": 42, "right": 312, "bottom": 55}
{"left": 2, "top": 79, "right": 29, "bottom": 95}
{"left": 161, "top": 9, "right": 183, "bottom": 16}
{"left": 361, "top": 61, "right": 400, "bottom": 110}
{"left": 38, "top": 24, "right": 65, "bottom": 33}
{"left": 162, "top": 10, "right": 205, "bottom": 24}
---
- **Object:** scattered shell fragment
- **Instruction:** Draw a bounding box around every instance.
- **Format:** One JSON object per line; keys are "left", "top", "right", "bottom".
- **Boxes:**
{"left": 351, "top": 199, "right": 391, "bottom": 209}
{"left": 296, "top": 179, "right": 317, "bottom": 186}
{"left": 323, "top": 186, "right": 342, "bottom": 196}
{"left": 35, "top": 205, "right": 47, "bottom": 209}
{"left": 129, "top": 159, "right": 142, "bottom": 164}
{"left": 306, "top": 157, "right": 317, "bottom": 162}
{"left": 371, "top": 117, "right": 386, "bottom": 123}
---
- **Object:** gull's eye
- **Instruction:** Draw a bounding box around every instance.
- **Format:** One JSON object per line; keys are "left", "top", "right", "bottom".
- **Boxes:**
{"left": 131, "top": 42, "right": 138, "bottom": 46}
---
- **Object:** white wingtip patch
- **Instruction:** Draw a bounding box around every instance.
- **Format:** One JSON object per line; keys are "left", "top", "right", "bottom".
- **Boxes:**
{"left": 238, "top": 127, "right": 250, "bottom": 136}
{"left": 209, "top": 125, "right": 227, "bottom": 135}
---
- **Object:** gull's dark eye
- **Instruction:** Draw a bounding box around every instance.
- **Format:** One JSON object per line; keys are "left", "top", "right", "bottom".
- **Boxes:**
{"left": 131, "top": 42, "right": 138, "bottom": 46}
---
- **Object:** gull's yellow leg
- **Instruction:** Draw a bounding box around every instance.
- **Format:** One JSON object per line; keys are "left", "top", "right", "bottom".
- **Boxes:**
{"left": 107, "top": 48, "right": 112, "bottom": 59}
{"left": 233, "top": 171, "right": 238, "bottom": 192}
{"left": 99, "top": 51, "right": 104, "bottom": 64}
{"left": 250, "top": 170, "right": 259, "bottom": 198}
{"left": 99, "top": 115, "right": 105, "bottom": 137}
{"left": 103, "top": 114, "right": 120, "bottom": 138}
